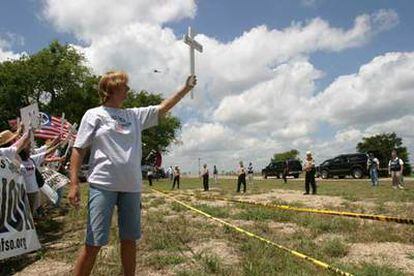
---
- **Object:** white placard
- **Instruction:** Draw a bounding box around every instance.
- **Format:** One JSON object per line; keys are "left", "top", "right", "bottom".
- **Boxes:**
{"left": 39, "top": 184, "right": 59, "bottom": 205}
{"left": 0, "top": 156, "right": 41, "bottom": 260}
{"left": 40, "top": 167, "right": 70, "bottom": 191}
{"left": 20, "top": 103, "right": 40, "bottom": 130}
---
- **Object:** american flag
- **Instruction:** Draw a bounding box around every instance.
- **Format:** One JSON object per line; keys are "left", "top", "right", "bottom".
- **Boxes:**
{"left": 8, "top": 113, "right": 77, "bottom": 140}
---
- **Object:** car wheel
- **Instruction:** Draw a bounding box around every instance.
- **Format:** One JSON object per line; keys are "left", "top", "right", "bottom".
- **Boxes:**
{"left": 352, "top": 168, "right": 363, "bottom": 179}
{"left": 321, "top": 170, "right": 329, "bottom": 179}
{"left": 263, "top": 174, "right": 267, "bottom": 179}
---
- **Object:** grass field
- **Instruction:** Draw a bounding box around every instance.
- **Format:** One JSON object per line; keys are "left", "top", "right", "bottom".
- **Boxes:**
{"left": 3, "top": 177, "right": 414, "bottom": 275}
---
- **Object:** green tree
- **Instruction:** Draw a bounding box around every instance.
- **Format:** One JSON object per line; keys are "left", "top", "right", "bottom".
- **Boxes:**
{"left": 123, "top": 90, "right": 181, "bottom": 162}
{"left": 356, "top": 132, "right": 411, "bottom": 176}
{"left": 0, "top": 40, "right": 100, "bottom": 129}
{"left": 271, "top": 149, "right": 300, "bottom": 163}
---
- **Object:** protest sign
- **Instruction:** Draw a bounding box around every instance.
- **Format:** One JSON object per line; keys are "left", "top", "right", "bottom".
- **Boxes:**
{"left": 0, "top": 156, "right": 41, "bottom": 260}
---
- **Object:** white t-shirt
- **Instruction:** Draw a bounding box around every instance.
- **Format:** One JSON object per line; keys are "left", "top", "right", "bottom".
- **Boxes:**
{"left": 74, "top": 105, "right": 159, "bottom": 192}
{"left": 0, "top": 146, "right": 18, "bottom": 160}
{"left": 21, "top": 153, "right": 46, "bottom": 193}
{"left": 33, "top": 145, "right": 47, "bottom": 155}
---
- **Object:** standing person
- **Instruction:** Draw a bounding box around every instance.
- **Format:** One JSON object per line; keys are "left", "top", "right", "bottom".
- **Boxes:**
{"left": 247, "top": 162, "right": 254, "bottom": 185}
{"left": 367, "top": 153, "right": 380, "bottom": 187}
{"left": 388, "top": 149, "right": 404, "bottom": 190}
{"left": 68, "top": 71, "right": 197, "bottom": 276}
{"left": 303, "top": 151, "right": 316, "bottom": 195}
{"left": 201, "top": 164, "right": 209, "bottom": 191}
{"left": 237, "top": 161, "right": 247, "bottom": 193}
{"left": 147, "top": 168, "right": 153, "bottom": 186}
{"left": 172, "top": 165, "right": 180, "bottom": 190}
{"left": 167, "top": 166, "right": 174, "bottom": 184}
{"left": 18, "top": 136, "right": 62, "bottom": 216}
{"left": 282, "top": 160, "right": 289, "bottom": 184}
{"left": 0, "top": 127, "right": 30, "bottom": 161}
{"left": 213, "top": 165, "right": 218, "bottom": 185}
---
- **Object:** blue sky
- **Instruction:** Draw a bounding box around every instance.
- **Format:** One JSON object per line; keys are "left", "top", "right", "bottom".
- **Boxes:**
{"left": 2, "top": 1, "right": 412, "bottom": 76}
{"left": 2, "top": 0, "right": 414, "bottom": 89}
{"left": 1, "top": 0, "right": 413, "bottom": 171}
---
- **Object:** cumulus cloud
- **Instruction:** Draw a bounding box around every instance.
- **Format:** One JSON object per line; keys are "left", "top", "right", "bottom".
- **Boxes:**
{"left": 0, "top": 35, "right": 24, "bottom": 62}
{"left": 42, "top": 0, "right": 196, "bottom": 40}
{"left": 213, "top": 60, "right": 322, "bottom": 138}
{"left": 316, "top": 52, "right": 414, "bottom": 126}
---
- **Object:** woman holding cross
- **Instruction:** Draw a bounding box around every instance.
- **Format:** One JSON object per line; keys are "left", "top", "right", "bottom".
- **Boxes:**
{"left": 68, "top": 71, "right": 196, "bottom": 276}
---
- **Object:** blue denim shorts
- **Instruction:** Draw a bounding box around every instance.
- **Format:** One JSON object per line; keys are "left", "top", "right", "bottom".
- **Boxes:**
{"left": 86, "top": 184, "right": 141, "bottom": 246}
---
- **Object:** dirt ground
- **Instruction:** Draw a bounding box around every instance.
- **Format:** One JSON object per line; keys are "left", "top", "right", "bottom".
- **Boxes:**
{"left": 6, "top": 182, "right": 414, "bottom": 275}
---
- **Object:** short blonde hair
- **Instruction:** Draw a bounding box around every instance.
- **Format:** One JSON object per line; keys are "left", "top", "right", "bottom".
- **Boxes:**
{"left": 98, "top": 71, "right": 129, "bottom": 103}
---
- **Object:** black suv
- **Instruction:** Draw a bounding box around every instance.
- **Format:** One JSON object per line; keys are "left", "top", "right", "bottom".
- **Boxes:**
{"left": 317, "top": 153, "right": 368, "bottom": 179}
{"left": 262, "top": 159, "right": 302, "bottom": 179}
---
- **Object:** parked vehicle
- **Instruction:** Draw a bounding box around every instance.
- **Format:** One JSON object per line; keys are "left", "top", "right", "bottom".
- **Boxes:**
{"left": 317, "top": 153, "right": 369, "bottom": 179}
{"left": 262, "top": 159, "right": 302, "bottom": 179}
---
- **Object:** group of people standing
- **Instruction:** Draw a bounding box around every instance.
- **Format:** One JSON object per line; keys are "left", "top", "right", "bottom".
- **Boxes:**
{"left": 367, "top": 149, "right": 405, "bottom": 189}
{"left": 0, "top": 125, "right": 67, "bottom": 217}
{"left": 164, "top": 161, "right": 255, "bottom": 193}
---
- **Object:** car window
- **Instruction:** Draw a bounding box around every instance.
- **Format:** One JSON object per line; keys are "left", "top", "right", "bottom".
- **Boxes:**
{"left": 348, "top": 155, "right": 366, "bottom": 162}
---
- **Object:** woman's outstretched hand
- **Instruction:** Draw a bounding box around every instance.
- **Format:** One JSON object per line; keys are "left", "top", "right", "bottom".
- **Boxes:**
{"left": 185, "top": 75, "right": 197, "bottom": 89}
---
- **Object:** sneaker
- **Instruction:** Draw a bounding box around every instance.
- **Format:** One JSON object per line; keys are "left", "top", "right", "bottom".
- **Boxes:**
{"left": 303, "top": 192, "right": 309, "bottom": 195}
{"left": 398, "top": 185, "right": 404, "bottom": 190}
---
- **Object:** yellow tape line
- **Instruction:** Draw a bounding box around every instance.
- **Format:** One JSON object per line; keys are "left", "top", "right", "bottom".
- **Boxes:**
{"left": 192, "top": 194, "right": 414, "bottom": 225}
{"left": 151, "top": 188, "right": 354, "bottom": 276}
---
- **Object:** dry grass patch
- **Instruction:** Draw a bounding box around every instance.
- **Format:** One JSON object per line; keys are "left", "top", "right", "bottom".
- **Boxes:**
{"left": 189, "top": 239, "right": 241, "bottom": 266}
{"left": 14, "top": 259, "right": 72, "bottom": 276}
{"left": 341, "top": 242, "right": 414, "bottom": 274}
{"left": 238, "top": 189, "right": 346, "bottom": 209}
{"left": 267, "top": 221, "right": 302, "bottom": 235}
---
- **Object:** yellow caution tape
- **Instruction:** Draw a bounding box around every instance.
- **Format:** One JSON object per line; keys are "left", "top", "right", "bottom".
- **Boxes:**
{"left": 151, "top": 188, "right": 354, "bottom": 276}
{"left": 192, "top": 194, "right": 414, "bottom": 225}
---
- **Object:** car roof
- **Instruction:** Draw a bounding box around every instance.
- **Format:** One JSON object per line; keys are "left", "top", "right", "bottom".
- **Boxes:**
{"left": 337, "top": 153, "right": 367, "bottom": 157}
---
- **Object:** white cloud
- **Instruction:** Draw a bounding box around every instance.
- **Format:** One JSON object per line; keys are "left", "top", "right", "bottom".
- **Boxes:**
{"left": 213, "top": 60, "right": 322, "bottom": 138}
{"left": 316, "top": 52, "right": 414, "bottom": 126}
{"left": 335, "top": 129, "right": 363, "bottom": 144}
{"left": 0, "top": 35, "right": 24, "bottom": 62}
{"left": 40, "top": 2, "right": 412, "bottom": 172}
{"left": 42, "top": 0, "right": 196, "bottom": 40}
{"left": 365, "top": 115, "right": 414, "bottom": 157}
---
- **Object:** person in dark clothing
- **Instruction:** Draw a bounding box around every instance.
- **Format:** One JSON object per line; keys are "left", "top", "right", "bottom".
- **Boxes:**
{"left": 303, "top": 151, "right": 316, "bottom": 195}
{"left": 201, "top": 164, "right": 209, "bottom": 191}
{"left": 282, "top": 160, "right": 289, "bottom": 184}
{"left": 237, "top": 161, "right": 246, "bottom": 193}
{"left": 172, "top": 165, "right": 180, "bottom": 189}
{"left": 213, "top": 165, "right": 218, "bottom": 185}
{"left": 367, "top": 153, "right": 379, "bottom": 187}
{"left": 147, "top": 168, "right": 154, "bottom": 186}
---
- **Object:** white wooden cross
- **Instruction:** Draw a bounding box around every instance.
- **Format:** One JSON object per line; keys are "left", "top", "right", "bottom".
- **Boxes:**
{"left": 183, "top": 26, "right": 203, "bottom": 99}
